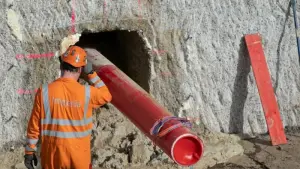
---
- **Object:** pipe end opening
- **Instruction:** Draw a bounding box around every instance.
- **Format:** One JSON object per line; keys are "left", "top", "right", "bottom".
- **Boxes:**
{"left": 172, "top": 135, "right": 204, "bottom": 166}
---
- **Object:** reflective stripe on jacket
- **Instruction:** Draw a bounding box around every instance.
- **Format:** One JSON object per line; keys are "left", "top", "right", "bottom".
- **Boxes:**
{"left": 25, "top": 73, "right": 112, "bottom": 169}
{"left": 41, "top": 84, "right": 92, "bottom": 138}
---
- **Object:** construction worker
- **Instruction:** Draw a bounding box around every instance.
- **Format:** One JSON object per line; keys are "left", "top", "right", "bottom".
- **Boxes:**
{"left": 24, "top": 46, "right": 112, "bottom": 169}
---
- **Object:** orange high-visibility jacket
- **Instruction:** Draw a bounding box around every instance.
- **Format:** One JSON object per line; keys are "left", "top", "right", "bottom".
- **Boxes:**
{"left": 25, "top": 72, "right": 112, "bottom": 169}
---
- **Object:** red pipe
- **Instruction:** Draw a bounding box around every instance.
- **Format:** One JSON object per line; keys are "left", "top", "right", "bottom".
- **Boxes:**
{"left": 86, "top": 48, "right": 204, "bottom": 166}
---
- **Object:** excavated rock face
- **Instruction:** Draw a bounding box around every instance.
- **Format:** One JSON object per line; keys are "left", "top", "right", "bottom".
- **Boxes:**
{"left": 0, "top": 0, "right": 298, "bottom": 168}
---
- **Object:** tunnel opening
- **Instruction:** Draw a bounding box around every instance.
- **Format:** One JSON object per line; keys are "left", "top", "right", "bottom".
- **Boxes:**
{"left": 75, "top": 30, "right": 151, "bottom": 92}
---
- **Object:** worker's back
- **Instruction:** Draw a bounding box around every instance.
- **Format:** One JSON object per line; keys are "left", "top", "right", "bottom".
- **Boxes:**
{"left": 40, "top": 77, "right": 92, "bottom": 143}
{"left": 39, "top": 77, "right": 106, "bottom": 169}
{"left": 25, "top": 46, "right": 112, "bottom": 169}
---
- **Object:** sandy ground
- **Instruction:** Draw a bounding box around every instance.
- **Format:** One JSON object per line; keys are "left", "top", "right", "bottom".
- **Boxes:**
{"left": 7, "top": 130, "right": 300, "bottom": 169}
{"left": 4, "top": 107, "right": 300, "bottom": 169}
{"left": 92, "top": 127, "right": 300, "bottom": 169}
{"left": 208, "top": 127, "right": 300, "bottom": 169}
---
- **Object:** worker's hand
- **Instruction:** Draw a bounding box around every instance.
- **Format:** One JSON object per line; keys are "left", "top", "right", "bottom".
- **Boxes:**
{"left": 24, "top": 154, "right": 38, "bottom": 169}
{"left": 83, "top": 61, "right": 94, "bottom": 75}
{"left": 80, "top": 61, "right": 93, "bottom": 82}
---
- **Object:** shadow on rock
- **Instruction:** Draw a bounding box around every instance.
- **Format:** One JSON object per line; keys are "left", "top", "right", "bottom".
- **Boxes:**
{"left": 229, "top": 37, "right": 251, "bottom": 134}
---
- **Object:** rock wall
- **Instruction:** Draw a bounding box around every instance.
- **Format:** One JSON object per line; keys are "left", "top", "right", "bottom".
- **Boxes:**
{"left": 149, "top": 0, "right": 300, "bottom": 136}
{"left": 0, "top": 0, "right": 299, "bottom": 167}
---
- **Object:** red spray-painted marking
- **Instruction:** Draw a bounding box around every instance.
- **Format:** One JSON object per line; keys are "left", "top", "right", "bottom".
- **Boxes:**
{"left": 71, "top": 0, "right": 76, "bottom": 33}
{"left": 137, "top": 0, "right": 150, "bottom": 21}
{"left": 16, "top": 52, "right": 55, "bottom": 60}
{"left": 160, "top": 72, "right": 176, "bottom": 77}
{"left": 17, "top": 88, "right": 38, "bottom": 95}
{"left": 161, "top": 72, "right": 172, "bottom": 77}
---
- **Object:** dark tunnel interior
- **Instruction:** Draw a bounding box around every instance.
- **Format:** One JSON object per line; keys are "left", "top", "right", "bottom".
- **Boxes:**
{"left": 75, "top": 30, "right": 151, "bottom": 92}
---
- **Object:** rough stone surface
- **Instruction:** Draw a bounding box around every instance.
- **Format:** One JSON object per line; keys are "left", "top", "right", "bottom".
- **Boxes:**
{"left": 209, "top": 128, "right": 300, "bottom": 169}
{"left": 0, "top": 0, "right": 299, "bottom": 168}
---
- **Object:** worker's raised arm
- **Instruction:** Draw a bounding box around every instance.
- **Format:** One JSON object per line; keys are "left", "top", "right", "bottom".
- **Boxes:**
{"left": 87, "top": 71, "right": 112, "bottom": 108}
{"left": 25, "top": 88, "right": 41, "bottom": 155}
{"left": 83, "top": 48, "right": 113, "bottom": 107}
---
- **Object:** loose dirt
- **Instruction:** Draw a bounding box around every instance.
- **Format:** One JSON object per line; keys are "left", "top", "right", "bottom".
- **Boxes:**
{"left": 208, "top": 127, "right": 300, "bottom": 169}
